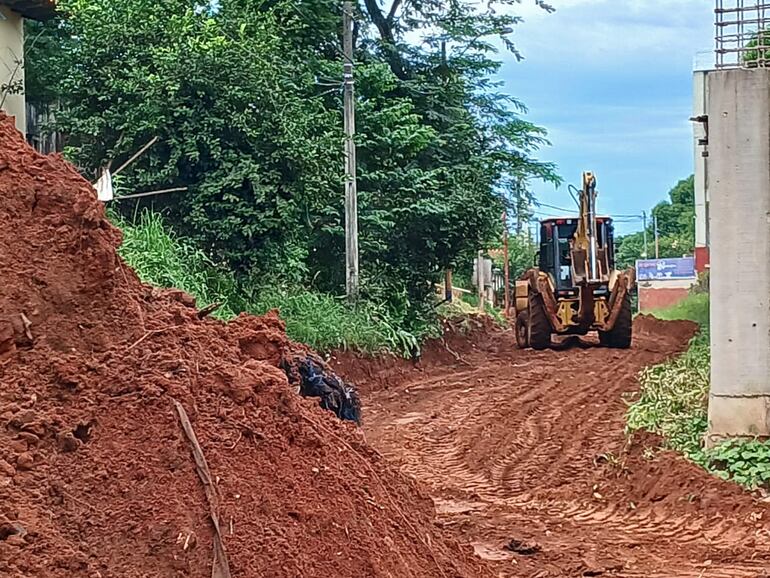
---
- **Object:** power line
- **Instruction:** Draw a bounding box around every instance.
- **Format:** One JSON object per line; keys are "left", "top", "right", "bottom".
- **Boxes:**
{"left": 530, "top": 207, "right": 645, "bottom": 222}
{"left": 534, "top": 201, "right": 573, "bottom": 213}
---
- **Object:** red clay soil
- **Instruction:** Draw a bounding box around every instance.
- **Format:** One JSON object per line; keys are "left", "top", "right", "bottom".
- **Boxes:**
{"left": 363, "top": 317, "right": 770, "bottom": 577}
{"left": 0, "top": 115, "right": 492, "bottom": 578}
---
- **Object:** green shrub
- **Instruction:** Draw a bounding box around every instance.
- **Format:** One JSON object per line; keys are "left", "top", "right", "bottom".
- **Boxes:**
{"left": 626, "top": 339, "right": 710, "bottom": 462}
{"left": 707, "top": 440, "right": 770, "bottom": 489}
{"left": 246, "top": 287, "right": 425, "bottom": 356}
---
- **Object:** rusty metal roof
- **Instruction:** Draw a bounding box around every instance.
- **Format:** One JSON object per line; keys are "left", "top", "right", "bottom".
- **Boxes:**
{"left": 1, "top": 0, "right": 56, "bottom": 20}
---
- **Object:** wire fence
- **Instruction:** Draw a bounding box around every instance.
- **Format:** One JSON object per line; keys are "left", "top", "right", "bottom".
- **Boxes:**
{"left": 716, "top": 0, "right": 770, "bottom": 68}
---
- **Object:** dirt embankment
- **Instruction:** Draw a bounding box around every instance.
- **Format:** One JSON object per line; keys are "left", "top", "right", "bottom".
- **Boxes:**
{"left": 363, "top": 316, "right": 770, "bottom": 577}
{"left": 0, "top": 115, "right": 491, "bottom": 578}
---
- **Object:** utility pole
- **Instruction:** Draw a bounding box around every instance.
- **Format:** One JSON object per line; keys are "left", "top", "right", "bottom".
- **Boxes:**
{"left": 642, "top": 210, "right": 648, "bottom": 258}
{"left": 477, "top": 251, "right": 486, "bottom": 312}
{"left": 343, "top": 1, "right": 359, "bottom": 301}
{"left": 653, "top": 210, "right": 660, "bottom": 259}
{"left": 503, "top": 212, "right": 510, "bottom": 317}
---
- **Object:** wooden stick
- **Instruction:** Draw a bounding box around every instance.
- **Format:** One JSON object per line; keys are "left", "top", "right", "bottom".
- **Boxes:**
{"left": 196, "top": 303, "right": 222, "bottom": 320}
{"left": 126, "top": 328, "right": 166, "bottom": 351}
{"left": 113, "top": 136, "right": 159, "bottom": 176}
{"left": 19, "top": 313, "right": 33, "bottom": 341}
{"left": 172, "top": 399, "right": 232, "bottom": 578}
{"left": 117, "top": 187, "right": 188, "bottom": 201}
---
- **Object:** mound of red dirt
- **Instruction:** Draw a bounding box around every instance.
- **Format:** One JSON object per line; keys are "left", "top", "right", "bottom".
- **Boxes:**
{"left": 0, "top": 116, "right": 491, "bottom": 578}
{"left": 633, "top": 314, "right": 699, "bottom": 353}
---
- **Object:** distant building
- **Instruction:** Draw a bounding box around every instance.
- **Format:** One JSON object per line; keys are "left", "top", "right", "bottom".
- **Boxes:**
{"left": 692, "top": 51, "right": 714, "bottom": 274}
{"left": 0, "top": 1, "right": 56, "bottom": 134}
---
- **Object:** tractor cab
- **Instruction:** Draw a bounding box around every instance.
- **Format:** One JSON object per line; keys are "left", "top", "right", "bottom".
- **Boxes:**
{"left": 538, "top": 217, "right": 616, "bottom": 294}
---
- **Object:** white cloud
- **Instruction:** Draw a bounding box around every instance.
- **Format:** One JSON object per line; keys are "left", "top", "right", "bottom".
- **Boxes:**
{"left": 509, "top": 0, "right": 713, "bottom": 67}
{"left": 479, "top": 1, "right": 711, "bottom": 231}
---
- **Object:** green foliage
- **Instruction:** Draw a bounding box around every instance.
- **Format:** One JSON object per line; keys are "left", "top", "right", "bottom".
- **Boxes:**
{"left": 114, "top": 210, "right": 430, "bottom": 356}
{"left": 627, "top": 293, "right": 770, "bottom": 491}
{"left": 707, "top": 440, "right": 770, "bottom": 489}
{"left": 247, "top": 287, "right": 427, "bottom": 356}
{"left": 114, "top": 209, "right": 241, "bottom": 319}
{"left": 626, "top": 335, "right": 710, "bottom": 460}
{"left": 508, "top": 234, "right": 538, "bottom": 281}
{"left": 616, "top": 176, "right": 695, "bottom": 269}
{"left": 25, "top": 0, "right": 559, "bottom": 325}
{"left": 744, "top": 30, "right": 770, "bottom": 66}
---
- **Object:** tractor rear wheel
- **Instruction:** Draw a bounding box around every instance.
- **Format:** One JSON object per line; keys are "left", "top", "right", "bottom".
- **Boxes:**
{"left": 599, "top": 292, "right": 632, "bottom": 349}
{"left": 528, "top": 293, "right": 552, "bottom": 350}
{"left": 515, "top": 311, "right": 529, "bottom": 349}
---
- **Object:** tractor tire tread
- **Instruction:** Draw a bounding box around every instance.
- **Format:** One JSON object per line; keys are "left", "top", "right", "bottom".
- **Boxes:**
{"left": 600, "top": 292, "right": 632, "bottom": 349}
{"left": 528, "top": 293, "right": 552, "bottom": 350}
{"left": 516, "top": 311, "right": 529, "bottom": 349}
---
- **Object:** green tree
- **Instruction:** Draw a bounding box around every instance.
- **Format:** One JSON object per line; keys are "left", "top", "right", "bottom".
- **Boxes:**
{"left": 25, "top": 0, "right": 558, "bottom": 329}
{"left": 615, "top": 176, "right": 695, "bottom": 270}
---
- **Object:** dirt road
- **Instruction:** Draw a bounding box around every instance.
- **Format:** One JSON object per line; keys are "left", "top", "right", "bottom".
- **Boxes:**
{"left": 354, "top": 317, "right": 770, "bottom": 577}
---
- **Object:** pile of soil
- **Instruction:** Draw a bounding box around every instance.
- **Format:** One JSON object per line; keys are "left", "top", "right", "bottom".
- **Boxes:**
{"left": 0, "top": 115, "right": 491, "bottom": 578}
{"left": 633, "top": 313, "right": 700, "bottom": 352}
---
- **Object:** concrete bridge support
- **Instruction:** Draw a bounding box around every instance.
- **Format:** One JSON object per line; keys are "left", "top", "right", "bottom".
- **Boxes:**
{"left": 707, "top": 68, "right": 770, "bottom": 443}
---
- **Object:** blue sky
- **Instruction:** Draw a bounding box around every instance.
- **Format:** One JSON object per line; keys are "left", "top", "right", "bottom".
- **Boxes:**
{"left": 497, "top": 0, "right": 714, "bottom": 234}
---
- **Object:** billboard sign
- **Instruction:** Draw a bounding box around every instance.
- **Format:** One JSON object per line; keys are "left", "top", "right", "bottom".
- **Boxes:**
{"left": 636, "top": 258, "right": 696, "bottom": 281}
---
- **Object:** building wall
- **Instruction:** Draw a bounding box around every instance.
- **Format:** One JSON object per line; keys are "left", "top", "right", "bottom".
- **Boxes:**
{"left": 693, "top": 69, "right": 710, "bottom": 269}
{"left": 638, "top": 279, "right": 695, "bottom": 313}
{"left": 0, "top": 6, "right": 25, "bottom": 133}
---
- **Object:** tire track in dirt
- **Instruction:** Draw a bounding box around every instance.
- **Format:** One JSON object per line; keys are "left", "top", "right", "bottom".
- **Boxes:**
{"left": 362, "top": 318, "right": 770, "bottom": 577}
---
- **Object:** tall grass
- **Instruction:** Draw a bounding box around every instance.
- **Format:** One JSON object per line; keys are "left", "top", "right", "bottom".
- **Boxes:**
{"left": 115, "top": 210, "right": 241, "bottom": 318}
{"left": 113, "top": 210, "right": 426, "bottom": 356}
{"left": 247, "top": 287, "right": 423, "bottom": 355}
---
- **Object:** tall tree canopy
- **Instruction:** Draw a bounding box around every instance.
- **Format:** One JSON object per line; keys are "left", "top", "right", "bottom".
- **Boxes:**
{"left": 25, "top": 0, "right": 558, "bottom": 322}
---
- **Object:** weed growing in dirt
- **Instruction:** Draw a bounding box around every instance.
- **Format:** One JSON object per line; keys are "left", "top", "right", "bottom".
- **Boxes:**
{"left": 707, "top": 440, "right": 770, "bottom": 488}
{"left": 626, "top": 293, "right": 770, "bottom": 491}
{"left": 246, "top": 287, "right": 426, "bottom": 356}
{"left": 113, "top": 210, "right": 431, "bottom": 356}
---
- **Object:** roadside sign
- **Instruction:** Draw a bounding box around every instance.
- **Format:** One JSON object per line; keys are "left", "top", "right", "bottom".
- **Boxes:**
{"left": 636, "top": 258, "right": 696, "bottom": 281}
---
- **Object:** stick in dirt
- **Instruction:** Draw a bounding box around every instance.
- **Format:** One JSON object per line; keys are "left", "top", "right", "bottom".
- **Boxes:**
{"left": 172, "top": 399, "right": 232, "bottom": 578}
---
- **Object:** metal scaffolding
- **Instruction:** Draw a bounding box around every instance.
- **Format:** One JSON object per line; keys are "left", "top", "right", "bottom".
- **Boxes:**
{"left": 716, "top": 0, "right": 770, "bottom": 68}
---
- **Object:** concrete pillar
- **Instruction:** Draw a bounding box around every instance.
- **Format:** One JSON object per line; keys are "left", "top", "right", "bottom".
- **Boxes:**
{"left": 0, "top": 6, "right": 26, "bottom": 134}
{"left": 707, "top": 68, "right": 770, "bottom": 443}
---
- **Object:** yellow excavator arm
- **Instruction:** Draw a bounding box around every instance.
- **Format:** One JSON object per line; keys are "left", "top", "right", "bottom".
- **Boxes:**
{"left": 571, "top": 171, "right": 599, "bottom": 284}
{"left": 574, "top": 171, "right": 596, "bottom": 253}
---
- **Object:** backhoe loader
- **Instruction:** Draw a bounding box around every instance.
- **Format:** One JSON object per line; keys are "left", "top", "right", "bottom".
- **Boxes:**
{"left": 514, "top": 172, "right": 635, "bottom": 350}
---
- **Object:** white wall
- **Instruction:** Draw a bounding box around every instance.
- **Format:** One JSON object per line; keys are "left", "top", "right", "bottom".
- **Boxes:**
{"left": 0, "top": 6, "right": 25, "bottom": 134}
{"left": 693, "top": 70, "right": 709, "bottom": 249}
